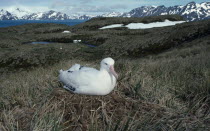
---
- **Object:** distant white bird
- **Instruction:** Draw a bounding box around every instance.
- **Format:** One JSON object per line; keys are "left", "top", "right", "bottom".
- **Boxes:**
{"left": 62, "top": 30, "right": 71, "bottom": 33}
{"left": 59, "top": 57, "right": 118, "bottom": 95}
{"left": 73, "top": 40, "right": 78, "bottom": 43}
{"left": 73, "top": 40, "right": 82, "bottom": 43}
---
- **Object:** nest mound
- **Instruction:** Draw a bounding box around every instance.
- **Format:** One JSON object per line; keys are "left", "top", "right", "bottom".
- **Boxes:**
{"left": 51, "top": 87, "right": 167, "bottom": 130}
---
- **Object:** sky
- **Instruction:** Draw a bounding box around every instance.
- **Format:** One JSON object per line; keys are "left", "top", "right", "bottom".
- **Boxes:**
{"left": 1, "top": 0, "right": 209, "bottom": 15}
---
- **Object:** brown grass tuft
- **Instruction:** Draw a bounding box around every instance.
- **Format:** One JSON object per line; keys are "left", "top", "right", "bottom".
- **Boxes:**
{"left": 0, "top": 43, "right": 210, "bottom": 130}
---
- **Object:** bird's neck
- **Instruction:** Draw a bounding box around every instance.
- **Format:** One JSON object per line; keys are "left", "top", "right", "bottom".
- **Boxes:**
{"left": 100, "top": 68, "right": 110, "bottom": 76}
{"left": 100, "top": 67, "right": 106, "bottom": 72}
{"left": 99, "top": 68, "right": 115, "bottom": 86}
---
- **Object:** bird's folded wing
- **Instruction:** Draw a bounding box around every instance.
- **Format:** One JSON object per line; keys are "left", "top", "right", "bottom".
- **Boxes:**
{"left": 68, "top": 64, "right": 81, "bottom": 71}
{"left": 67, "top": 69, "right": 99, "bottom": 87}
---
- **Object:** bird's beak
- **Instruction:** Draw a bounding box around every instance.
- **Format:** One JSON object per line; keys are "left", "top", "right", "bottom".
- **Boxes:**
{"left": 110, "top": 65, "right": 118, "bottom": 79}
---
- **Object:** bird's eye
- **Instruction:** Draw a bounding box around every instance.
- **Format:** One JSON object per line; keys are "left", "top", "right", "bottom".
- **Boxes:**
{"left": 105, "top": 63, "right": 108, "bottom": 65}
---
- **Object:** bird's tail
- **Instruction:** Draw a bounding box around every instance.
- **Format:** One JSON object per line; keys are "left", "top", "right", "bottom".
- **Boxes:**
{"left": 59, "top": 69, "right": 63, "bottom": 74}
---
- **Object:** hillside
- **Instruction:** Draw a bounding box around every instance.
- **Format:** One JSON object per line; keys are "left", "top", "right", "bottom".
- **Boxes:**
{"left": 0, "top": 15, "right": 210, "bottom": 130}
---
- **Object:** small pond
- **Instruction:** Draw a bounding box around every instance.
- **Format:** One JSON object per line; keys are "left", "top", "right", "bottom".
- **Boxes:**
{"left": 30, "top": 41, "right": 54, "bottom": 44}
{"left": 27, "top": 41, "right": 97, "bottom": 47}
{"left": 85, "top": 44, "right": 97, "bottom": 47}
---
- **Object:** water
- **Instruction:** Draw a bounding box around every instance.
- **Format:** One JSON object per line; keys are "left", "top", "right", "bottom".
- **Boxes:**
{"left": 0, "top": 20, "right": 87, "bottom": 28}
{"left": 86, "top": 44, "right": 97, "bottom": 47}
{"left": 30, "top": 42, "right": 54, "bottom": 44}
{"left": 28, "top": 41, "right": 97, "bottom": 47}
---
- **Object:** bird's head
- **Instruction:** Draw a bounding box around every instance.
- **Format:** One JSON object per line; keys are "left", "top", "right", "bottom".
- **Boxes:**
{"left": 100, "top": 57, "right": 118, "bottom": 79}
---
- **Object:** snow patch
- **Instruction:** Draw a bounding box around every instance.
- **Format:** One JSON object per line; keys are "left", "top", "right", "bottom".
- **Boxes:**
{"left": 99, "top": 20, "right": 185, "bottom": 30}
{"left": 126, "top": 20, "right": 185, "bottom": 29}
{"left": 99, "top": 24, "right": 124, "bottom": 29}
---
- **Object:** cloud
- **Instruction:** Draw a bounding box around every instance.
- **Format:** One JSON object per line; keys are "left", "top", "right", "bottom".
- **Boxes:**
{"left": 3, "top": 0, "right": 202, "bottom": 16}
{"left": 79, "top": 0, "right": 93, "bottom": 4}
{"left": 3, "top": 5, "right": 49, "bottom": 13}
{"left": 50, "top": 0, "right": 70, "bottom": 8}
{"left": 62, "top": 5, "right": 115, "bottom": 15}
{"left": 110, "top": 4, "right": 128, "bottom": 9}
{"left": 50, "top": 0, "right": 93, "bottom": 8}
{"left": 82, "top": 6, "right": 114, "bottom": 12}
{"left": 50, "top": 0, "right": 118, "bottom": 15}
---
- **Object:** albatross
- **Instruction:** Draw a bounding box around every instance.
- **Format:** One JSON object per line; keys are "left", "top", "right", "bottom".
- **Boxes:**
{"left": 59, "top": 57, "right": 118, "bottom": 95}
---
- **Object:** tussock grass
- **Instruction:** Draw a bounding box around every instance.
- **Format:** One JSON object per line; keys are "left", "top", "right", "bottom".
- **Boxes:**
{"left": 1, "top": 16, "right": 210, "bottom": 130}
{"left": 0, "top": 60, "right": 84, "bottom": 130}
{"left": 0, "top": 43, "right": 210, "bottom": 130}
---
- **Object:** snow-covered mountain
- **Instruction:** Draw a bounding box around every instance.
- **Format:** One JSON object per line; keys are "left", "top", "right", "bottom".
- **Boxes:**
{"left": 10, "top": 8, "right": 30, "bottom": 18}
{"left": 123, "top": 2, "right": 210, "bottom": 21}
{"left": 1, "top": 8, "right": 96, "bottom": 20}
{"left": 0, "top": 9, "right": 18, "bottom": 20}
{"left": 180, "top": 2, "right": 210, "bottom": 21}
{"left": 0, "top": 2, "right": 210, "bottom": 21}
{"left": 75, "top": 14, "right": 96, "bottom": 20}
{"left": 23, "top": 10, "right": 70, "bottom": 20}
{"left": 99, "top": 12, "right": 123, "bottom": 17}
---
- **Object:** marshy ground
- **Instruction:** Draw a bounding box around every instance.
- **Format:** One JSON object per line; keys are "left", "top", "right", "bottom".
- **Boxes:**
{"left": 0, "top": 15, "right": 210, "bottom": 130}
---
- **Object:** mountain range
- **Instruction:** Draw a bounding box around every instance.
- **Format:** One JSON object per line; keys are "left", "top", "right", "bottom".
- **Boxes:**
{"left": 0, "top": 1, "right": 210, "bottom": 21}
{"left": 123, "top": 2, "right": 210, "bottom": 21}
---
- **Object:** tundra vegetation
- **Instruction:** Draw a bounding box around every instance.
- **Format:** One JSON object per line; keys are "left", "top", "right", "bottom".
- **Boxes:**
{"left": 0, "top": 15, "right": 209, "bottom": 130}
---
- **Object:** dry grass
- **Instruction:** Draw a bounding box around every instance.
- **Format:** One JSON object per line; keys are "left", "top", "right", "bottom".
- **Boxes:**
{"left": 0, "top": 43, "right": 210, "bottom": 130}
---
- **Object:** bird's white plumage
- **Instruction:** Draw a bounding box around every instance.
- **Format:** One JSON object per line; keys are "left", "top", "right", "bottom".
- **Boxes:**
{"left": 67, "top": 64, "right": 97, "bottom": 72}
{"left": 59, "top": 58, "right": 118, "bottom": 95}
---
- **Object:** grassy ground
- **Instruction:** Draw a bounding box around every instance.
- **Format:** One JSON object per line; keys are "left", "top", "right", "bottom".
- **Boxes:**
{"left": 0, "top": 42, "right": 209, "bottom": 130}
{"left": 1, "top": 15, "right": 209, "bottom": 71}
{"left": 0, "top": 16, "right": 210, "bottom": 130}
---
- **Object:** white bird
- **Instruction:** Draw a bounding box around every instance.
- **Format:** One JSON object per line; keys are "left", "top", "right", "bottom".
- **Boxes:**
{"left": 59, "top": 57, "right": 118, "bottom": 95}
{"left": 73, "top": 40, "right": 78, "bottom": 43}
{"left": 67, "top": 63, "right": 97, "bottom": 72}
{"left": 67, "top": 64, "right": 82, "bottom": 72}
{"left": 62, "top": 30, "right": 71, "bottom": 33}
